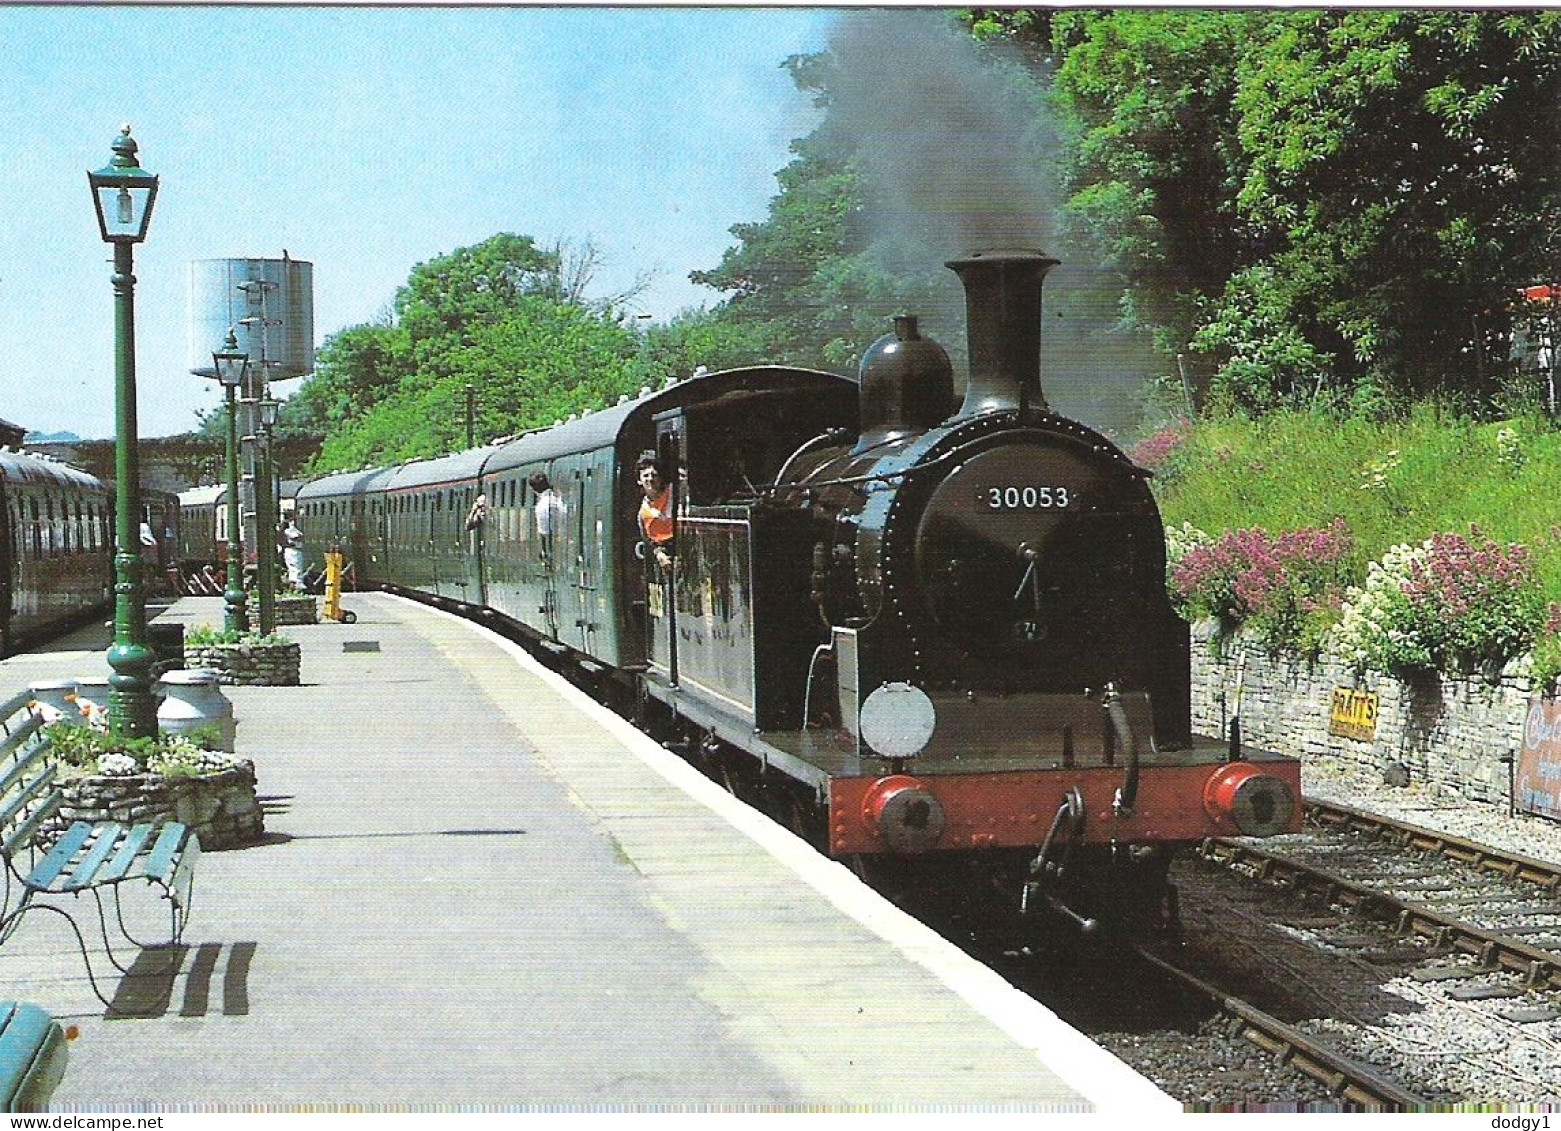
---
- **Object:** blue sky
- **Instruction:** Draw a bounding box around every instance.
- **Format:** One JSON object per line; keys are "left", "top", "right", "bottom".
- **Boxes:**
{"left": 3, "top": 5, "right": 838, "bottom": 439}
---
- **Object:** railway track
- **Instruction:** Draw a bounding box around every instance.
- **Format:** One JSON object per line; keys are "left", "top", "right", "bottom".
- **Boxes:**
{"left": 1204, "top": 800, "right": 1561, "bottom": 991}
{"left": 1177, "top": 796, "right": 1561, "bottom": 1103}
{"left": 1129, "top": 943, "right": 1433, "bottom": 1109}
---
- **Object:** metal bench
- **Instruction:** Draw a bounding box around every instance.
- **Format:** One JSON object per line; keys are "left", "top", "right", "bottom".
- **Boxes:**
{"left": 0, "top": 690, "right": 200, "bottom": 1009}
{"left": 0, "top": 1002, "right": 67, "bottom": 1111}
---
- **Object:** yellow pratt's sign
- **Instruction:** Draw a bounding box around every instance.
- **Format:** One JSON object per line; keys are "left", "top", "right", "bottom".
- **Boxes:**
{"left": 1329, "top": 688, "right": 1379, "bottom": 742}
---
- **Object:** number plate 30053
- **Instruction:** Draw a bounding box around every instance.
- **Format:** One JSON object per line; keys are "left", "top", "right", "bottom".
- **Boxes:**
{"left": 983, "top": 485, "right": 1074, "bottom": 510}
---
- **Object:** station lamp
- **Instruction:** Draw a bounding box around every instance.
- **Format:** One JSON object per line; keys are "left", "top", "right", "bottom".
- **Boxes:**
{"left": 211, "top": 330, "right": 250, "bottom": 634}
{"left": 88, "top": 124, "right": 159, "bottom": 737}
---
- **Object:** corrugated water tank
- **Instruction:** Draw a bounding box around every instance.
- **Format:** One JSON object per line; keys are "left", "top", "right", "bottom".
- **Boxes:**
{"left": 187, "top": 257, "right": 314, "bottom": 379}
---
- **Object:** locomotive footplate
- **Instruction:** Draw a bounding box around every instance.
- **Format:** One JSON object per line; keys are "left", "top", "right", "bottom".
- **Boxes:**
{"left": 641, "top": 677, "right": 1300, "bottom": 860}
{"left": 826, "top": 740, "right": 1301, "bottom": 857}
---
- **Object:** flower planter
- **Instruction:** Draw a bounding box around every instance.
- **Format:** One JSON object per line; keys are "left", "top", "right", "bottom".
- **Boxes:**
{"left": 184, "top": 641, "right": 301, "bottom": 686}
{"left": 247, "top": 594, "right": 318, "bottom": 626}
{"left": 49, "top": 761, "right": 264, "bottom": 851}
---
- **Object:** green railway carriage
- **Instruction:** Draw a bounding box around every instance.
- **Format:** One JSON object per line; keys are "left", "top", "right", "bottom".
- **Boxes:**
{"left": 378, "top": 448, "right": 493, "bottom": 606}
{"left": 0, "top": 452, "right": 111, "bottom": 654}
{"left": 476, "top": 367, "right": 859, "bottom": 676}
{"left": 295, "top": 466, "right": 399, "bottom": 584}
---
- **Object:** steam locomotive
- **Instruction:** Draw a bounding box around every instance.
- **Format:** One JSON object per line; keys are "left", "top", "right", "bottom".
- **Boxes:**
{"left": 297, "top": 250, "right": 1301, "bottom": 932}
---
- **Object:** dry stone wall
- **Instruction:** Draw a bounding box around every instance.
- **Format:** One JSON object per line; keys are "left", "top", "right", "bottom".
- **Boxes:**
{"left": 49, "top": 761, "right": 263, "bottom": 850}
{"left": 1189, "top": 621, "right": 1534, "bottom": 807}
{"left": 185, "top": 641, "right": 301, "bottom": 686}
{"left": 246, "top": 595, "right": 318, "bottom": 626}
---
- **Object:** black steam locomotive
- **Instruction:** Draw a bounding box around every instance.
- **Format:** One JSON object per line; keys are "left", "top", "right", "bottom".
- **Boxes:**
{"left": 298, "top": 249, "right": 1300, "bottom": 932}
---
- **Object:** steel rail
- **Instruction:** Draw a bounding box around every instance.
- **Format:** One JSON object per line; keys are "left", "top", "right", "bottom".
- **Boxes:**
{"left": 1201, "top": 837, "right": 1561, "bottom": 991}
{"left": 1305, "top": 799, "right": 1561, "bottom": 891}
{"left": 1131, "top": 944, "right": 1433, "bottom": 1110}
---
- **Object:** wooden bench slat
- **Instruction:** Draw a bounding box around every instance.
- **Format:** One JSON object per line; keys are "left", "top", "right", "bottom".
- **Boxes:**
{"left": 169, "top": 834, "right": 201, "bottom": 911}
{"left": 24, "top": 822, "right": 94, "bottom": 891}
{"left": 0, "top": 753, "right": 55, "bottom": 832}
{"left": 0, "top": 691, "right": 35, "bottom": 732}
{"left": 0, "top": 1002, "right": 67, "bottom": 1113}
{"left": 142, "top": 824, "right": 190, "bottom": 886}
{"left": 0, "top": 716, "right": 44, "bottom": 765}
{"left": 98, "top": 823, "right": 157, "bottom": 884}
{"left": 61, "top": 826, "right": 123, "bottom": 892}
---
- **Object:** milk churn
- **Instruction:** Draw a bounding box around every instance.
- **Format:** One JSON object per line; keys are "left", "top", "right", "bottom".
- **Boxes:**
{"left": 28, "top": 680, "right": 80, "bottom": 726}
{"left": 72, "top": 676, "right": 112, "bottom": 729}
{"left": 156, "top": 669, "right": 236, "bottom": 752}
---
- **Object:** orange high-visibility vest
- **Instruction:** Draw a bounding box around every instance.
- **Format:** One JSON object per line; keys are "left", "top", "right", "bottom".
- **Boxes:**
{"left": 638, "top": 487, "right": 674, "bottom": 544}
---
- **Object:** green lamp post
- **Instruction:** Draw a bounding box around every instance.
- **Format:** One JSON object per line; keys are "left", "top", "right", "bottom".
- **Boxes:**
{"left": 211, "top": 330, "right": 250, "bottom": 634}
{"left": 88, "top": 125, "right": 159, "bottom": 738}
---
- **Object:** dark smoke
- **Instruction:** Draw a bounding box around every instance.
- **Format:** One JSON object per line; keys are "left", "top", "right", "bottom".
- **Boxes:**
{"left": 820, "top": 10, "right": 1162, "bottom": 437}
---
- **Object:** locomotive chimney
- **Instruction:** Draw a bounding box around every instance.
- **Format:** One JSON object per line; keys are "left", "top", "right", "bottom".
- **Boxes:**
{"left": 947, "top": 249, "right": 1060, "bottom": 419}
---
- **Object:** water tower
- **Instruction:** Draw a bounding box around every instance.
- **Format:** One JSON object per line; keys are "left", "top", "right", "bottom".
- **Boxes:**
{"left": 187, "top": 256, "right": 314, "bottom": 380}
{"left": 186, "top": 256, "right": 314, "bottom": 633}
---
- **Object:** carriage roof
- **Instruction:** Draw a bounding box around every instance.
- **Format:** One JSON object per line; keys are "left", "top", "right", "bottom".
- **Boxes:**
{"left": 0, "top": 450, "right": 105, "bottom": 492}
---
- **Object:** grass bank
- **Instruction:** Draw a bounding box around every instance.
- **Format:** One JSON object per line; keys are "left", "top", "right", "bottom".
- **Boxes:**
{"left": 1145, "top": 406, "right": 1561, "bottom": 597}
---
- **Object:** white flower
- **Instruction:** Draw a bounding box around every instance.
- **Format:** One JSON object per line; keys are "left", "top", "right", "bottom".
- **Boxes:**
{"left": 97, "top": 753, "right": 139, "bottom": 778}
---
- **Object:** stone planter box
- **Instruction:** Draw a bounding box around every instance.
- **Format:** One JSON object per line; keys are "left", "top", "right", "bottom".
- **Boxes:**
{"left": 49, "top": 761, "right": 263, "bottom": 851}
{"left": 247, "top": 594, "right": 318, "bottom": 626}
{"left": 185, "top": 641, "right": 301, "bottom": 686}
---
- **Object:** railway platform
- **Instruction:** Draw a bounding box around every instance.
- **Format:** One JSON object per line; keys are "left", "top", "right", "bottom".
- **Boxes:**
{"left": 0, "top": 594, "right": 1177, "bottom": 1112}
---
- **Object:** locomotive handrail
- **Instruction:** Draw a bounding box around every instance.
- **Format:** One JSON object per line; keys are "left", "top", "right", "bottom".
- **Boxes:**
{"left": 770, "top": 428, "right": 852, "bottom": 489}
{"left": 1103, "top": 684, "right": 1141, "bottom": 816}
{"left": 760, "top": 444, "right": 969, "bottom": 498}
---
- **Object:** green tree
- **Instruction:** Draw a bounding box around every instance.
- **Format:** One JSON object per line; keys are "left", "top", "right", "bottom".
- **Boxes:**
{"left": 1037, "top": 8, "right": 1561, "bottom": 413}
{"left": 1223, "top": 10, "right": 1561, "bottom": 407}
{"left": 298, "top": 235, "right": 662, "bottom": 474}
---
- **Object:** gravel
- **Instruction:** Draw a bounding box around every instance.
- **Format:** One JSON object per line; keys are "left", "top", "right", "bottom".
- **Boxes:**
{"left": 1085, "top": 754, "right": 1561, "bottom": 1108}
{"left": 1303, "top": 754, "right": 1561, "bottom": 863}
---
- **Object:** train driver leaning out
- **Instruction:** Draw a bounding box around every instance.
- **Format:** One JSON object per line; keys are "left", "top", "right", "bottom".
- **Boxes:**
{"left": 636, "top": 453, "right": 675, "bottom": 571}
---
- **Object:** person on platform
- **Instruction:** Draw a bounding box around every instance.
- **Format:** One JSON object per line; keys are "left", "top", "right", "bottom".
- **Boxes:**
{"left": 280, "top": 518, "right": 305, "bottom": 589}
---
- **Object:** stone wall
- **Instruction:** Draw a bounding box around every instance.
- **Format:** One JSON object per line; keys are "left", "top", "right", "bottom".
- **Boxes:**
{"left": 186, "top": 641, "right": 301, "bottom": 686}
{"left": 246, "top": 595, "right": 318, "bottom": 626}
{"left": 50, "top": 762, "right": 264, "bottom": 850}
{"left": 1189, "top": 621, "right": 1533, "bottom": 805}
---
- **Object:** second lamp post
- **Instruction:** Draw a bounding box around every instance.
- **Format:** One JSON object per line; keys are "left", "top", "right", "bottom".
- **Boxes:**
{"left": 211, "top": 330, "right": 249, "bottom": 634}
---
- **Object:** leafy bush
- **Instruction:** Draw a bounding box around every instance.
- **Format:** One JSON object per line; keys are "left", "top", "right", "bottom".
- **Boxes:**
{"left": 1169, "top": 519, "right": 1354, "bottom": 655}
{"left": 1130, "top": 417, "right": 1196, "bottom": 481}
{"left": 185, "top": 624, "right": 291, "bottom": 648}
{"left": 42, "top": 722, "right": 238, "bottom": 780}
{"left": 1331, "top": 528, "right": 1550, "bottom": 678}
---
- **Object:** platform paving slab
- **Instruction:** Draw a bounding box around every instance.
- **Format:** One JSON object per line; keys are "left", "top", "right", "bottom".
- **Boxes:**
{"left": 0, "top": 594, "right": 1175, "bottom": 1112}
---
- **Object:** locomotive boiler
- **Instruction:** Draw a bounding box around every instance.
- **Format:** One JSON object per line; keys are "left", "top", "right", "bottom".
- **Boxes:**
{"left": 297, "top": 248, "right": 1302, "bottom": 934}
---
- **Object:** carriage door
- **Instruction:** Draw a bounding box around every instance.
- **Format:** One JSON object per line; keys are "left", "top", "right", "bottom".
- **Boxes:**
{"left": 568, "top": 468, "right": 590, "bottom": 653}
{"left": 648, "top": 412, "right": 684, "bottom": 685}
{"left": 0, "top": 487, "right": 12, "bottom": 648}
{"left": 573, "top": 460, "right": 612, "bottom": 657}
